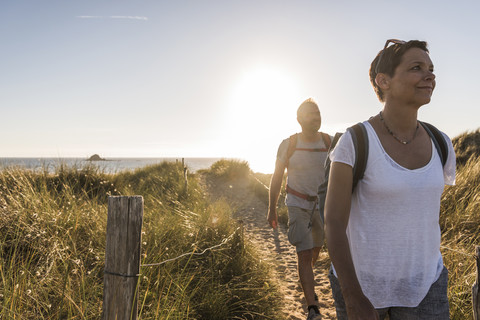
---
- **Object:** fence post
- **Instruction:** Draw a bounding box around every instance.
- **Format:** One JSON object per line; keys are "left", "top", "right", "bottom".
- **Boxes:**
{"left": 474, "top": 246, "right": 480, "bottom": 320}
{"left": 184, "top": 167, "right": 188, "bottom": 192}
{"left": 103, "top": 196, "right": 144, "bottom": 320}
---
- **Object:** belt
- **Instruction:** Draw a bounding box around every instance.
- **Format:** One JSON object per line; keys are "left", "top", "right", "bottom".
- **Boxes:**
{"left": 286, "top": 185, "right": 317, "bottom": 202}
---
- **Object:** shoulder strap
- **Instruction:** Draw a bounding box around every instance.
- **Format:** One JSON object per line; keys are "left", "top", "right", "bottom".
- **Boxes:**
{"left": 330, "top": 132, "right": 343, "bottom": 151}
{"left": 322, "top": 132, "right": 332, "bottom": 150}
{"left": 287, "top": 132, "right": 331, "bottom": 167}
{"left": 317, "top": 126, "right": 366, "bottom": 224}
{"left": 420, "top": 121, "right": 448, "bottom": 167}
{"left": 286, "top": 133, "right": 298, "bottom": 168}
{"left": 348, "top": 123, "right": 368, "bottom": 191}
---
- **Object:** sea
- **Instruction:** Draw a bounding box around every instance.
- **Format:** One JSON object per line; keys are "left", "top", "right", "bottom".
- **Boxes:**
{"left": 0, "top": 157, "right": 226, "bottom": 174}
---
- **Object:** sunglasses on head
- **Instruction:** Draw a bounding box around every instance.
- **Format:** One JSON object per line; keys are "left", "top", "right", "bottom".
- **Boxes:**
{"left": 374, "top": 39, "right": 406, "bottom": 74}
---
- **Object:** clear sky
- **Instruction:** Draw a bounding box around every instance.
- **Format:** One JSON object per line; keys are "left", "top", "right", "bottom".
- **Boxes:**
{"left": 1, "top": 0, "right": 479, "bottom": 173}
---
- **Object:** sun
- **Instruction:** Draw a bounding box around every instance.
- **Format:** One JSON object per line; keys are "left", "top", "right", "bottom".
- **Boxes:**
{"left": 226, "top": 66, "right": 302, "bottom": 173}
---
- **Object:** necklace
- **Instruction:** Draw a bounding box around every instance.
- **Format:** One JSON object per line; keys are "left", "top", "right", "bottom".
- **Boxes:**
{"left": 379, "top": 111, "right": 419, "bottom": 145}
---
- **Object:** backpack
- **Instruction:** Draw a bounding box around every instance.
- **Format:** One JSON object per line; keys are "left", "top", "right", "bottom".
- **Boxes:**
{"left": 317, "top": 121, "right": 449, "bottom": 223}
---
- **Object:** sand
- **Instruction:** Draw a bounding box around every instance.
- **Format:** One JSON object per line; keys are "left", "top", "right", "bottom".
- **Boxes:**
{"left": 204, "top": 175, "right": 337, "bottom": 320}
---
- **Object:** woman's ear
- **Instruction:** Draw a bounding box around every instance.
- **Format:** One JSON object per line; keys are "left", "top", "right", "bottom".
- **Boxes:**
{"left": 375, "top": 73, "right": 390, "bottom": 90}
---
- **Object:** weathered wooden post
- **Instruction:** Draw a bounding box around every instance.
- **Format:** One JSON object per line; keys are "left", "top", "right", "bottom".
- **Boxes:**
{"left": 184, "top": 167, "right": 188, "bottom": 192}
{"left": 181, "top": 158, "right": 188, "bottom": 193}
{"left": 473, "top": 246, "right": 480, "bottom": 320}
{"left": 103, "top": 196, "right": 144, "bottom": 320}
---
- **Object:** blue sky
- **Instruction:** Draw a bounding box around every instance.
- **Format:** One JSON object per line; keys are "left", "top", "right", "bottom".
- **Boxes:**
{"left": 1, "top": 1, "right": 479, "bottom": 173}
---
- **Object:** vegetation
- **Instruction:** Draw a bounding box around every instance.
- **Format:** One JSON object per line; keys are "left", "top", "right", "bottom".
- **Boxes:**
{"left": 440, "top": 128, "right": 480, "bottom": 319}
{"left": 452, "top": 128, "right": 480, "bottom": 166}
{"left": 440, "top": 154, "right": 480, "bottom": 319}
{"left": 1, "top": 127, "right": 479, "bottom": 319}
{"left": 0, "top": 161, "right": 283, "bottom": 319}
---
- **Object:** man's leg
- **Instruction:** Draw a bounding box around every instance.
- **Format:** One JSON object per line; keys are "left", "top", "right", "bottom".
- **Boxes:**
{"left": 310, "top": 207, "right": 324, "bottom": 269}
{"left": 298, "top": 249, "right": 316, "bottom": 306}
{"left": 287, "top": 206, "right": 321, "bottom": 317}
{"left": 311, "top": 246, "right": 321, "bottom": 267}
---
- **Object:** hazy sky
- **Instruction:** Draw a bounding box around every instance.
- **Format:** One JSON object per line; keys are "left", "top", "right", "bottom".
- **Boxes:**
{"left": 1, "top": 0, "right": 479, "bottom": 173}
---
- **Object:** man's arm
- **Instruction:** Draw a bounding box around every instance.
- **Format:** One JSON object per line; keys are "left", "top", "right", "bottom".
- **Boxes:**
{"left": 325, "top": 161, "right": 379, "bottom": 320}
{"left": 267, "top": 159, "right": 286, "bottom": 229}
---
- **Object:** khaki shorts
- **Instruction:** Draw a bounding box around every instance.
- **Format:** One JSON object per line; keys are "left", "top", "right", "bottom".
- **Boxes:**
{"left": 287, "top": 206, "right": 324, "bottom": 252}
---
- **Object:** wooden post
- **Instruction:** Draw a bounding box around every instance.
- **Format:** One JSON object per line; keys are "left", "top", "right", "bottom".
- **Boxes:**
{"left": 473, "top": 246, "right": 480, "bottom": 320}
{"left": 183, "top": 166, "right": 188, "bottom": 193}
{"left": 103, "top": 196, "right": 144, "bottom": 320}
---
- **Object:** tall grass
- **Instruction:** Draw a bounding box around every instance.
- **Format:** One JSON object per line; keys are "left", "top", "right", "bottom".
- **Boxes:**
{"left": 0, "top": 161, "right": 283, "bottom": 319}
{"left": 0, "top": 164, "right": 113, "bottom": 319}
{"left": 442, "top": 128, "right": 480, "bottom": 319}
{"left": 440, "top": 155, "right": 480, "bottom": 319}
{"left": 452, "top": 129, "right": 480, "bottom": 167}
{"left": 2, "top": 133, "right": 480, "bottom": 319}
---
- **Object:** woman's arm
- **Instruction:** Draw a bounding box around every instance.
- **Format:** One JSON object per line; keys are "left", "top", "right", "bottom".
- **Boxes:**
{"left": 325, "top": 161, "right": 379, "bottom": 320}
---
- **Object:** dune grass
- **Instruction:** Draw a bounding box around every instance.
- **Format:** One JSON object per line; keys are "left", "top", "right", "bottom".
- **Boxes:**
{"left": 0, "top": 161, "right": 283, "bottom": 319}
{"left": 439, "top": 155, "right": 480, "bottom": 319}
{"left": 1, "top": 129, "right": 480, "bottom": 319}
{"left": 452, "top": 129, "right": 480, "bottom": 167}
{"left": 442, "top": 129, "right": 480, "bottom": 319}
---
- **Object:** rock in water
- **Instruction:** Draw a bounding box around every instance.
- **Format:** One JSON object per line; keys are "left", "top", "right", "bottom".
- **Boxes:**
{"left": 87, "top": 154, "right": 105, "bottom": 161}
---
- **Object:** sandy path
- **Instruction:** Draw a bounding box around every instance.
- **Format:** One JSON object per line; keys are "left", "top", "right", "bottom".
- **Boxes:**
{"left": 203, "top": 175, "right": 336, "bottom": 320}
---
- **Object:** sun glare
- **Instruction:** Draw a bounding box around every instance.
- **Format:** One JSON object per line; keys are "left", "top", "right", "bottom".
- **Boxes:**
{"left": 227, "top": 66, "right": 301, "bottom": 173}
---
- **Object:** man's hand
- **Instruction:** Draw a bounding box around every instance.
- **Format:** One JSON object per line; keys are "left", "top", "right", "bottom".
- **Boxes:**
{"left": 267, "top": 208, "right": 278, "bottom": 229}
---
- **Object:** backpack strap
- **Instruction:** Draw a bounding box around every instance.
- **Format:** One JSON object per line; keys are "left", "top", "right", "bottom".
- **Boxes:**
{"left": 322, "top": 132, "right": 332, "bottom": 150}
{"left": 420, "top": 121, "right": 448, "bottom": 167}
{"left": 329, "top": 132, "right": 343, "bottom": 153}
{"left": 317, "top": 124, "right": 368, "bottom": 224}
{"left": 285, "top": 133, "right": 298, "bottom": 168}
{"left": 286, "top": 132, "right": 331, "bottom": 167}
{"left": 348, "top": 123, "right": 369, "bottom": 191}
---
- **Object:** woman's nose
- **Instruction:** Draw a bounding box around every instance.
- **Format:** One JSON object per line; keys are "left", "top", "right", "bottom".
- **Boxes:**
{"left": 426, "top": 70, "right": 435, "bottom": 81}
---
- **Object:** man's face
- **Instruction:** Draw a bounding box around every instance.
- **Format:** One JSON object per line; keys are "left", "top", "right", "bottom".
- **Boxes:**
{"left": 298, "top": 104, "right": 321, "bottom": 133}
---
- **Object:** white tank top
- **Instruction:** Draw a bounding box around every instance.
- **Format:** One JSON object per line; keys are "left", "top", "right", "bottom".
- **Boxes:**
{"left": 277, "top": 134, "right": 330, "bottom": 210}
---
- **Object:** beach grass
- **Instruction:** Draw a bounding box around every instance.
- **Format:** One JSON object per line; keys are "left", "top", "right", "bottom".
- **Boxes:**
{"left": 0, "top": 161, "right": 283, "bottom": 319}
{"left": 1, "top": 127, "right": 479, "bottom": 319}
{"left": 440, "top": 155, "right": 480, "bottom": 319}
{"left": 439, "top": 129, "right": 480, "bottom": 319}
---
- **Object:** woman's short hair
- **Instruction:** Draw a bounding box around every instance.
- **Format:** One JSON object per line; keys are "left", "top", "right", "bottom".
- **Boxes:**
{"left": 369, "top": 40, "right": 429, "bottom": 102}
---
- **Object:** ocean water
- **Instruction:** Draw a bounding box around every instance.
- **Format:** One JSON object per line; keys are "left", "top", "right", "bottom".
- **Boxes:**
{"left": 0, "top": 157, "right": 224, "bottom": 174}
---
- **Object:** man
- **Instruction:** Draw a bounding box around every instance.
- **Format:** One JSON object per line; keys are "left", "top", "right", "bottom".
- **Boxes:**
{"left": 267, "top": 98, "right": 331, "bottom": 320}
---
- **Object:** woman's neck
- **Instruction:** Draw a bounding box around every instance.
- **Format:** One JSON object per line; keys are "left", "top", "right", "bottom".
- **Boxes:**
{"left": 381, "top": 104, "right": 419, "bottom": 133}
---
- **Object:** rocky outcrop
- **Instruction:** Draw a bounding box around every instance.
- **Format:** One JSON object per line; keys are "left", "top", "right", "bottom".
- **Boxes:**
{"left": 87, "top": 154, "right": 106, "bottom": 161}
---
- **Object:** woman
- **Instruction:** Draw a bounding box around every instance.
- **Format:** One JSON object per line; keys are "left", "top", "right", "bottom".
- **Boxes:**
{"left": 324, "top": 40, "right": 456, "bottom": 320}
